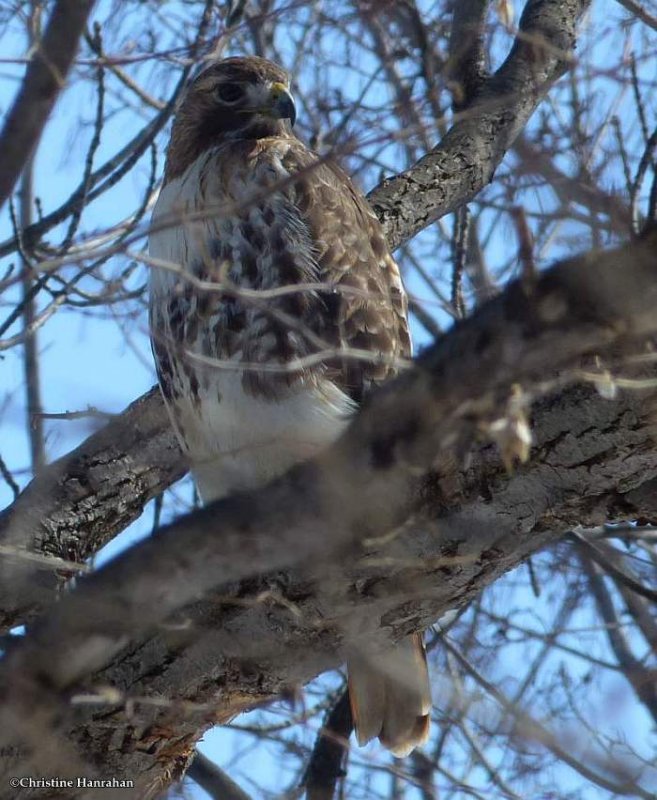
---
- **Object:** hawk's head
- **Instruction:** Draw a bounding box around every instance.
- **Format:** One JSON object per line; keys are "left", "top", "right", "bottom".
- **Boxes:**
{"left": 164, "top": 56, "right": 296, "bottom": 181}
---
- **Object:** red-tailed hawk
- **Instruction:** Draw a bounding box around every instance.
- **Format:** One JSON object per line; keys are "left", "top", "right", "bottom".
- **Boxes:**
{"left": 148, "top": 56, "right": 431, "bottom": 756}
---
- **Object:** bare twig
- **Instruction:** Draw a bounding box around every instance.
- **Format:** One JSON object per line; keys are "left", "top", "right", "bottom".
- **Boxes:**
{"left": 571, "top": 530, "right": 657, "bottom": 604}
{"left": 510, "top": 205, "right": 536, "bottom": 285}
{"left": 513, "top": 135, "right": 632, "bottom": 235}
{"left": 18, "top": 3, "right": 46, "bottom": 473}
{"left": 18, "top": 158, "right": 45, "bottom": 472}
{"left": 579, "top": 550, "right": 657, "bottom": 724}
{"left": 630, "top": 126, "right": 657, "bottom": 233}
{"left": 443, "top": 637, "right": 655, "bottom": 798}
{"left": 0, "top": 455, "right": 19, "bottom": 501}
{"left": 0, "top": 0, "right": 214, "bottom": 261}
{"left": 615, "top": 0, "right": 657, "bottom": 31}
{"left": 451, "top": 206, "right": 469, "bottom": 317}
{"left": 1, "top": 231, "right": 657, "bottom": 789}
{"left": 446, "top": 0, "right": 490, "bottom": 110}
{"left": 369, "top": 0, "right": 591, "bottom": 250}
{"left": 187, "top": 751, "right": 253, "bottom": 800}
{"left": 57, "top": 22, "right": 106, "bottom": 254}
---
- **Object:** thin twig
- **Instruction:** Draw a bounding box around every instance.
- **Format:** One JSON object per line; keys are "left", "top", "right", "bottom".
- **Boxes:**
{"left": 443, "top": 637, "right": 655, "bottom": 798}
{"left": 18, "top": 4, "right": 46, "bottom": 473}
{"left": 630, "top": 54, "right": 650, "bottom": 144}
{"left": 451, "top": 206, "right": 469, "bottom": 318}
{"left": 0, "top": 454, "right": 20, "bottom": 500}
{"left": 630, "top": 126, "right": 657, "bottom": 234}
{"left": 569, "top": 530, "right": 657, "bottom": 604}
{"left": 510, "top": 205, "right": 536, "bottom": 286}
{"left": 58, "top": 22, "right": 106, "bottom": 254}
{"left": 578, "top": 549, "right": 657, "bottom": 724}
{"left": 615, "top": 0, "right": 657, "bottom": 31}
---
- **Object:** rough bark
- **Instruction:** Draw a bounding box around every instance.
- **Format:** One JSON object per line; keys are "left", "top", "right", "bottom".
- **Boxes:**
{"left": 0, "top": 387, "right": 185, "bottom": 631}
{"left": 0, "top": 0, "right": 592, "bottom": 634}
{"left": 1, "top": 232, "right": 657, "bottom": 797}
{"left": 369, "top": 0, "right": 590, "bottom": 249}
{"left": 0, "top": 0, "right": 624, "bottom": 795}
{"left": 2, "top": 383, "right": 656, "bottom": 798}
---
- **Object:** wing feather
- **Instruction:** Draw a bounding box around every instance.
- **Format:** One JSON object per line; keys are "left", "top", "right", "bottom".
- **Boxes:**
{"left": 279, "top": 141, "right": 412, "bottom": 402}
{"left": 149, "top": 138, "right": 410, "bottom": 406}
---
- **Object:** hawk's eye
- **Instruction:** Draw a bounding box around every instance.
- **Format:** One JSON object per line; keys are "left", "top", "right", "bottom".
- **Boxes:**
{"left": 216, "top": 83, "right": 243, "bottom": 104}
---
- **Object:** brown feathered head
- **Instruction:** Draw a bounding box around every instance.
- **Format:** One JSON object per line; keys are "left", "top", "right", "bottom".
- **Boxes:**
{"left": 164, "top": 56, "right": 296, "bottom": 182}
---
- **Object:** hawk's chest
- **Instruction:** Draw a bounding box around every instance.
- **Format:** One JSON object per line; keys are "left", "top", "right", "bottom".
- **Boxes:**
{"left": 150, "top": 144, "right": 307, "bottom": 279}
{"left": 149, "top": 144, "right": 353, "bottom": 501}
{"left": 150, "top": 145, "right": 319, "bottom": 364}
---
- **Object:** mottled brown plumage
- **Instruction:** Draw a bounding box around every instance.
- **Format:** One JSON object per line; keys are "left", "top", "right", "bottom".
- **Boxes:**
{"left": 148, "top": 55, "right": 430, "bottom": 756}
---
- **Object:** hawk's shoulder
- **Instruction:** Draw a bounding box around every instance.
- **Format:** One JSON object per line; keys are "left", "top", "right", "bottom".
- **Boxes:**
{"left": 274, "top": 139, "right": 412, "bottom": 401}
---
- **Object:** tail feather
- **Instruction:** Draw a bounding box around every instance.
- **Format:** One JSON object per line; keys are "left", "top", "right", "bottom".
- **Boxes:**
{"left": 348, "top": 654, "right": 386, "bottom": 747}
{"left": 348, "top": 632, "right": 431, "bottom": 757}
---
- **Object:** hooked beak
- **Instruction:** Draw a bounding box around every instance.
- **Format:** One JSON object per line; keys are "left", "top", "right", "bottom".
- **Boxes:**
{"left": 268, "top": 82, "right": 296, "bottom": 126}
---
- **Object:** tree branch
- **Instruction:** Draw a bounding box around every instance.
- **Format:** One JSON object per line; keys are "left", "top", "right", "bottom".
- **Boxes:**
{"left": 3, "top": 229, "right": 657, "bottom": 679}
{"left": 54, "top": 377, "right": 657, "bottom": 797}
{"left": 2, "top": 232, "right": 657, "bottom": 796}
{"left": 186, "top": 751, "right": 253, "bottom": 800}
{"left": 0, "top": 2, "right": 639, "bottom": 794}
{"left": 0, "top": 0, "right": 596, "bottom": 630}
{"left": 580, "top": 550, "right": 657, "bottom": 725}
{"left": 0, "top": 0, "right": 214, "bottom": 260}
{"left": 0, "top": 387, "right": 185, "bottom": 631}
{"left": 614, "top": 0, "right": 657, "bottom": 33}
{"left": 304, "top": 689, "right": 353, "bottom": 800}
{"left": 446, "top": 0, "right": 489, "bottom": 110}
{"left": 0, "top": 0, "right": 592, "bottom": 634}
{"left": 0, "top": 0, "right": 96, "bottom": 210}
{"left": 369, "top": 0, "right": 590, "bottom": 250}
{"left": 513, "top": 136, "right": 633, "bottom": 235}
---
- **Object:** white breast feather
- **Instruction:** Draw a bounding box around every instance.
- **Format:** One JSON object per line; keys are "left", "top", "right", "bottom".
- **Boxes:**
{"left": 149, "top": 147, "right": 356, "bottom": 504}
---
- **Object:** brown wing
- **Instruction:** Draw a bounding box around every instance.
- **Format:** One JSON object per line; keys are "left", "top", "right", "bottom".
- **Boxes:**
{"left": 281, "top": 141, "right": 412, "bottom": 403}
{"left": 150, "top": 137, "right": 411, "bottom": 406}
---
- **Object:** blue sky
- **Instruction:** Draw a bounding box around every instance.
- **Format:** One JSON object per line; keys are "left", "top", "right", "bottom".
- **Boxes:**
{"left": 1, "top": 1, "right": 656, "bottom": 797}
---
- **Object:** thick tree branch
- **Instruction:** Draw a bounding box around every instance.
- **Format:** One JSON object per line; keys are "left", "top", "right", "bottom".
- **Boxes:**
{"left": 0, "top": 387, "right": 185, "bottom": 631}
{"left": 2, "top": 232, "right": 657, "bottom": 796}
{"left": 0, "top": 2, "right": 638, "bottom": 794}
{"left": 369, "top": 0, "right": 590, "bottom": 250}
{"left": 56, "top": 379, "right": 657, "bottom": 798}
{"left": 5, "top": 377, "right": 657, "bottom": 798}
{"left": 0, "top": 0, "right": 96, "bottom": 210}
{"left": 3, "top": 230, "right": 657, "bottom": 688}
{"left": 0, "top": 0, "right": 591, "bottom": 634}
